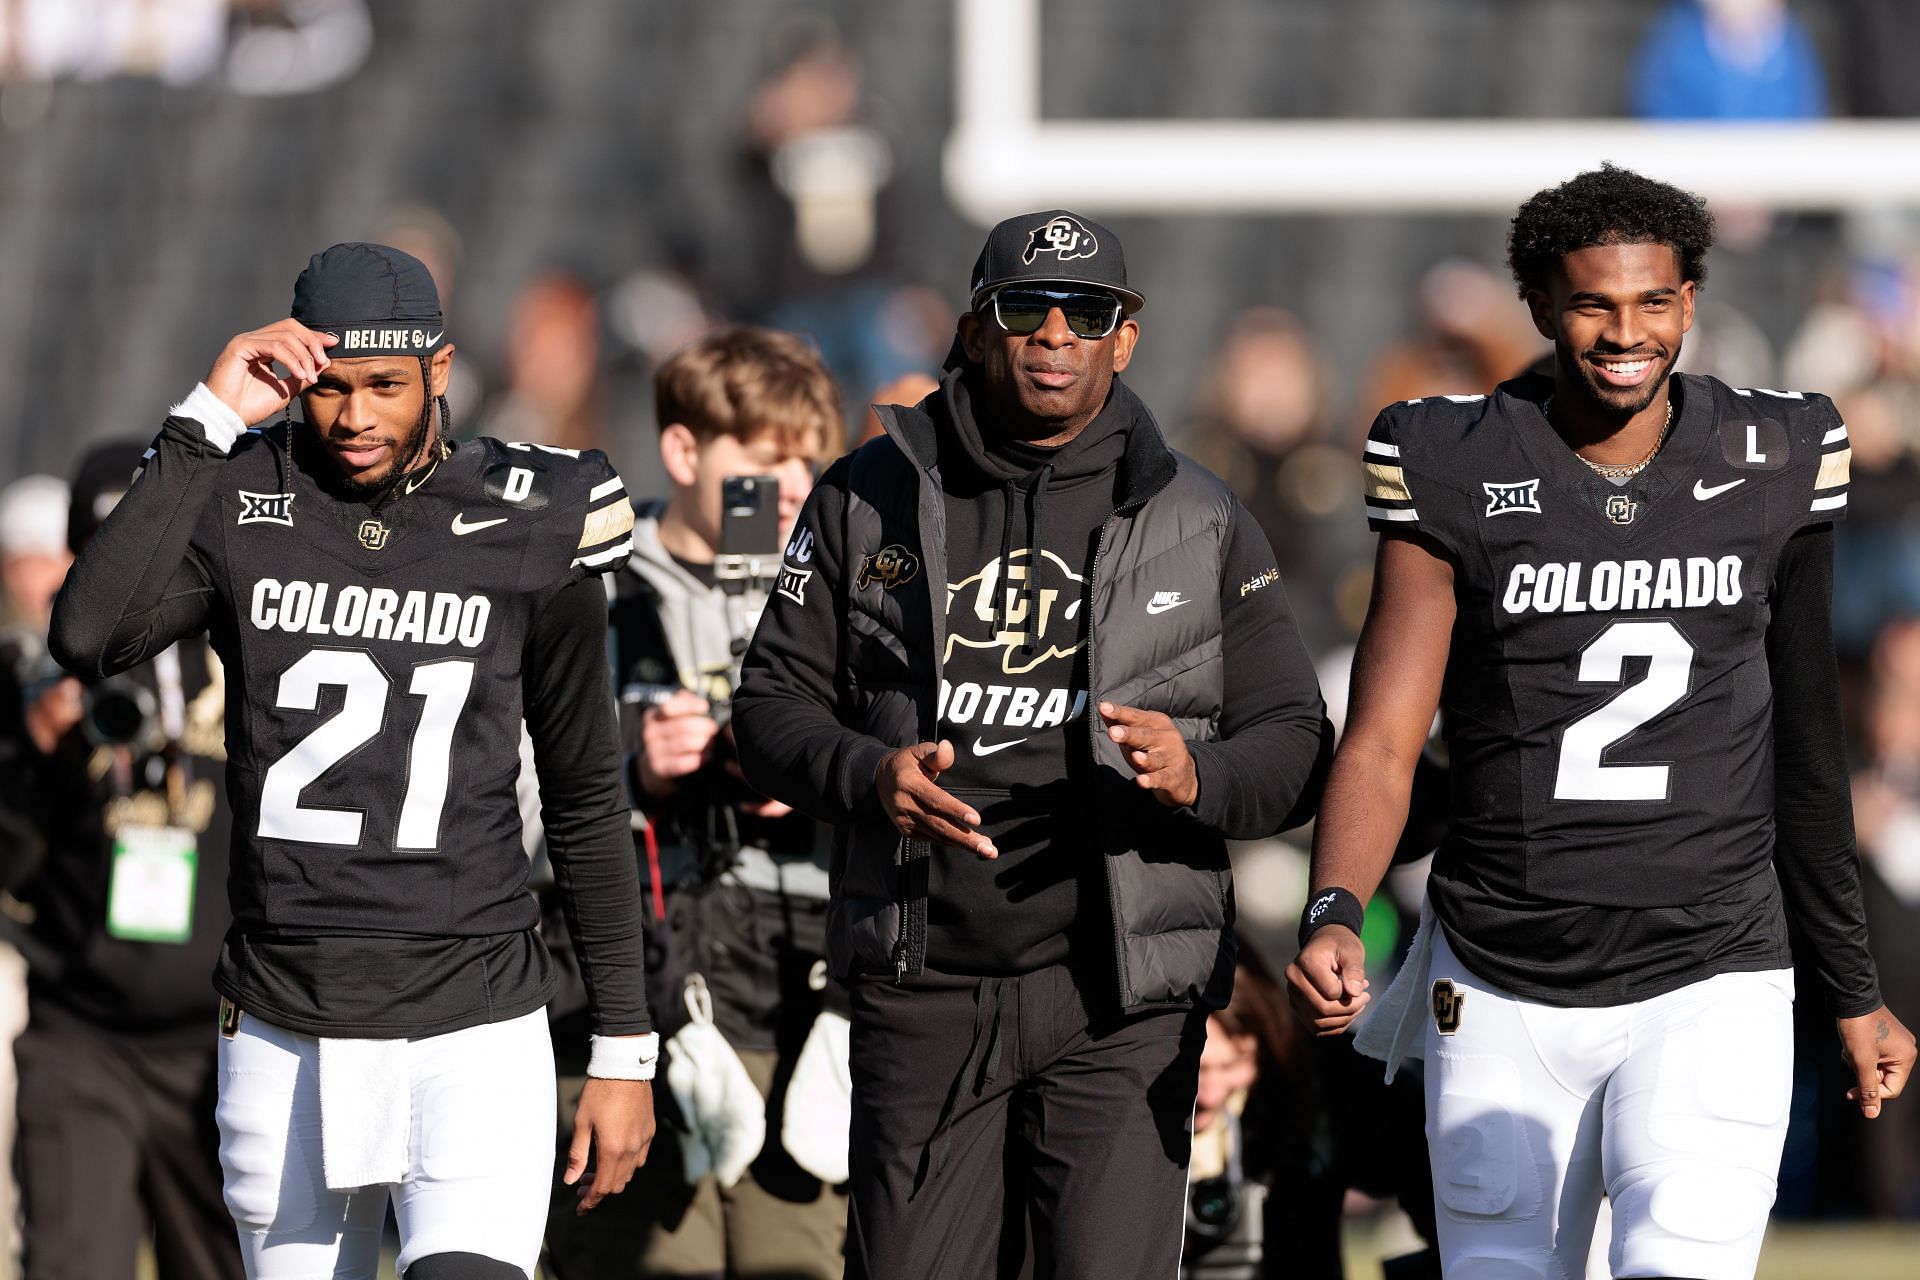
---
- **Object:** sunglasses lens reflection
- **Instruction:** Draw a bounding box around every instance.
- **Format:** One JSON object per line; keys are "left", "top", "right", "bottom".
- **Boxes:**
{"left": 993, "top": 290, "right": 1120, "bottom": 339}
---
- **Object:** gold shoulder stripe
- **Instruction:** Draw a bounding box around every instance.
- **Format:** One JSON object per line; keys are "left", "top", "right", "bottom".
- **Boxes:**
{"left": 1816, "top": 447, "right": 1852, "bottom": 491}
{"left": 579, "top": 497, "right": 636, "bottom": 549}
{"left": 1364, "top": 461, "right": 1411, "bottom": 503}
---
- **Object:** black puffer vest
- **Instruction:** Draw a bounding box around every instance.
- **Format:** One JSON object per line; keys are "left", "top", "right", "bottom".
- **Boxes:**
{"left": 831, "top": 386, "right": 1240, "bottom": 1010}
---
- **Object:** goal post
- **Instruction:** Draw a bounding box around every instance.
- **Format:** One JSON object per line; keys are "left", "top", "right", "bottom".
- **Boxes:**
{"left": 943, "top": 0, "right": 1920, "bottom": 221}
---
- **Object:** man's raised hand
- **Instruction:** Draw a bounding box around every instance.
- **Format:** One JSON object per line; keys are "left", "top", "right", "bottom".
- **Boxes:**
{"left": 205, "top": 319, "right": 337, "bottom": 425}
{"left": 875, "top": 740, "right": 997, "bottom": 859}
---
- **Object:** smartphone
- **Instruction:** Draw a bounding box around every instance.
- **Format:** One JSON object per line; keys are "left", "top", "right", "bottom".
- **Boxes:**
{"left": 716, "top": 473, "right": 781, "bottom": 583}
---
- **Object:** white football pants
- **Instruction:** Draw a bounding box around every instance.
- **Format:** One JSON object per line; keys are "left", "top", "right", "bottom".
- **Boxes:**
{"left": 1423, "top": 930, "right": 1794, "bottom": 1280}
{"left": 215, "top": 1008, "right": 554, "bottom": 1280}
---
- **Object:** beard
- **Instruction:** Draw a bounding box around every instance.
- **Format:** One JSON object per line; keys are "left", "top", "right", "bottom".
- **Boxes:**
{"left": 330, "top": 401, "right": 435, "bottom": 498}
{"left": 1554, "top": 336, "right": 1682, "bottom": 419}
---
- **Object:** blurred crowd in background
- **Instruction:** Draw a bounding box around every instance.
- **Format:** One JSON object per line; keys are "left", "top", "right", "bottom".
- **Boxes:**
{"left": 3, "top": 0, "right": 1920, "bottom": 1275}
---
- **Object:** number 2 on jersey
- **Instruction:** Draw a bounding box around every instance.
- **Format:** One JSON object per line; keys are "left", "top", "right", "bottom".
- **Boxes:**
{"left": 1553, "top": 620, "right": 1695, "bottom": 802}
{"left": 257, "top": 649, "right": 475, "bottom": 848}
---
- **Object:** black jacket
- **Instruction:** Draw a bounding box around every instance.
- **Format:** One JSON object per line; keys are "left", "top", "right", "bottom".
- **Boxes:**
{"left": 735, "top": 377, "right": 1331, "bottom": 1011}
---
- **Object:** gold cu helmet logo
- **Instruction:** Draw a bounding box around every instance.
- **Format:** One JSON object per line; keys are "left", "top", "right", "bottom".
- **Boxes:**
{"left": 1023, "top": 215, "right": 1099, "bottom": 265}
{"left": 857, "top": 544, "right": 920, "bottom": 591}
{"left": 357, "top": 518, "right": 391, "bottom": 551}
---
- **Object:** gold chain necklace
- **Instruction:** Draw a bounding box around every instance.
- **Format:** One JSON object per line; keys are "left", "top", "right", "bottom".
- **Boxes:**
{"left": 1545, "top": 396, "right": 1673, "bottom": 481}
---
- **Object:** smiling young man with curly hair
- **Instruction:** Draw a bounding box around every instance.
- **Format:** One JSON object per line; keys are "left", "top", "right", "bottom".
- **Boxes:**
{"left": 1290, "top": 165, "right": 1916, "bottom": 1280}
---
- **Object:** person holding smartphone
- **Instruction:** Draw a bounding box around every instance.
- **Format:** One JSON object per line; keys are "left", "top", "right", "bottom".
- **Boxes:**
{"left": 543, "top": 326, "right": 848, "bottom": 1280}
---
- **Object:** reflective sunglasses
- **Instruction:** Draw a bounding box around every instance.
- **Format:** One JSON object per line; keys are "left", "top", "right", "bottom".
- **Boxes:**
{"left": 985, "top": 287, "right": 1124, "bottom": 340}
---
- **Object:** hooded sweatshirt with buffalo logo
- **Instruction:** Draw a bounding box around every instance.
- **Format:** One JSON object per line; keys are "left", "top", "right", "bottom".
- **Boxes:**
{"left": 925, "top": 369, "right": 1323, "bottom": 974}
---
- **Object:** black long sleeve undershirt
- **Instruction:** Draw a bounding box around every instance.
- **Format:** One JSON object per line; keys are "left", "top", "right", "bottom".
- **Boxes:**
{"left": 1767, "top": 524, "right": 1882, "bottom": 1018}
{"left": 523, "top": 576, "right": 650, "bottom": 1036}
{"left": 1184, "top": 504, "right": 1335, "bottom": 839}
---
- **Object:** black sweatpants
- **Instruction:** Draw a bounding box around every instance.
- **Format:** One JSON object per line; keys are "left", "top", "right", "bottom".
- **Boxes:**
{"left": 847, "top": 962, "right": 1206, "bottom": 1280}
{"left": 15, "top": 1021, "right": 244, "bottom": 1280}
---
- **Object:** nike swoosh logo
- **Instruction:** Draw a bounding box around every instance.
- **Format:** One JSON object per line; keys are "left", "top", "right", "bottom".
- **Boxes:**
{"left": 1145, "top": 599, "right": 1189, "bottom": 615}
{"left": 971, "top": 738, "right": 1026, "bottom": 757}
{"left": 1693, "top": 478, "right": 1746, "bottom": 500}
{"left": 451, "top": 513, "right": 509, "bottom": 535}
{"left": 424, "top": 330, "right": 444, "bottom": 347}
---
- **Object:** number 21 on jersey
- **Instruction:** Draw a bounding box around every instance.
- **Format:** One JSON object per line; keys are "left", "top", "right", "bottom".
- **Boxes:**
{"left": 258, "top": 649, "right": 474, "bottom": 848}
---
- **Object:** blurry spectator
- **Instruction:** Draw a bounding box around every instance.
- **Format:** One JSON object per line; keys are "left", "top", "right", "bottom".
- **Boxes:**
{"left": 722, "top": 19, "right": 938, "bottom": 413}
{"left": 0, "top": 474, "right": 68, "bottom": 1276}
{"left": 1828, "top": 387, "right": 1920, "bottom": 650}
{"left": 1183, "top": 942, "right": 1330, "bottom": 1279}
{"left": 857, "top": 370, "right": 940, "bottom": 449}
{"left": 378, "top": 204, "right": 483, "bottom": 426}
{"left": 479, "top": 271, "right": 610, "bottom": 455}
{"left": 750, "top": 30, "right": 890, "bottom": 280}
{"left": 1352, "top": 260, "right": 1545, "bottom": 440}
{"left": 224, "top": 0, "right": 372, "bottom": 97}
{"left": 1183, "top": 307, "right": 1373, "bottom": 653}
{"left": 1, "top": 475, "right": 71, "bottom": 630}
{"left": 1632, "top": 0, "right": 1825, "bottom": 121}
{"left": 1671, "top": 298, "right": 1778, "bottom": 389}
{"left": 2, "top": 444, "right": 240, "bottom": 1280}
{"left": 1183, "top": 941, "right": 1439, "bottom": 1280}
{"left": 0, "top": 0, "right": 369, "bottom": 92}
{"left": 1847, "top": 620, "right": 1920, "bottom": 1217}
{"left": 0, "top": 0, "right": 226, "bottom": 86}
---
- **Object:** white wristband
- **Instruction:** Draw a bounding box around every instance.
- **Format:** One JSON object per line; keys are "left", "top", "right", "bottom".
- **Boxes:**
{"left": 588, "top": 1032, "right": 661, "bottom": 1081}
{"left": 167, "top": 382, "right": 248, "bottom": 455}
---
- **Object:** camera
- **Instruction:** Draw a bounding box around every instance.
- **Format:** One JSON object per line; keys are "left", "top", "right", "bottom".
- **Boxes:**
{"left": 714, "top": 473, "right": 783, "bottom": 589}
{"left": 1183, "top": 1109, "right": 1265, "bottom": 1279}
{"left": 1186, "top": 1173, "right": 1242, "bottom": 1244}
{"left": 81, "top": 677, "right": 158, "bottom": 747}
{"left": 4, "top": 627, "right": 158, "bottom": 749}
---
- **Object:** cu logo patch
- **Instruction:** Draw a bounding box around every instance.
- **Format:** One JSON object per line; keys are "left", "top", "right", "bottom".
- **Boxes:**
{"left": 357, "top": 519, "right": 391, "bottom": 551}
{"left": 857, "top": 544, "right": 921, "bottom": 591}
{"left": 1022, "top": 215, "right": 1099, "bottom": 265}
{"left": 1431, "top": 978, "right": 1466, "bottom": 1036}
{"left": 1605, "top": 493, "right": 1638, "bottom": 525}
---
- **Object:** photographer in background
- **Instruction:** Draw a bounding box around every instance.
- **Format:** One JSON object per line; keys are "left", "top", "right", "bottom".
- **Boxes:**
{"left": 0, "top": 472, "right": 74, "bottom": 1275}
{"left": 545, "top": 327, "right": 846, "bottom": 1279}
{"left": 2, "top": 445, "right": 241, "bottom": 1280}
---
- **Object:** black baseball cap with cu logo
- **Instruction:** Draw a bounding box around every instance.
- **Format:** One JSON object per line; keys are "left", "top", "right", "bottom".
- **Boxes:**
{"left": 968, "top": 209, "right": 1144, "bottom": 314}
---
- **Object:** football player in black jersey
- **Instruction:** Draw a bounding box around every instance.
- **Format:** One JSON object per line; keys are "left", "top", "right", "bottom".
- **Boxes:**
{"left": 49, "top": 245, "right": 655, "bottom": 1280}
{"left": 1287, "top": 167, "right": 1916, "bottom": 1279}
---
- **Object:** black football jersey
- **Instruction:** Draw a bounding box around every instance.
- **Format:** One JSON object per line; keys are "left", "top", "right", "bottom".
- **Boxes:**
{"left": 1365, "top": 372, "right": 1850, "bottom": 1000}
{"left": 199, "top": 429, "right": 633, "bottom": 942}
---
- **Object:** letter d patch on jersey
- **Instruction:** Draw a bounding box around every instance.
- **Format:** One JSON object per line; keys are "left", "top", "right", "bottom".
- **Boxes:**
{"left": 1432, "top": 979, "right": 1466, "bottom": 1036}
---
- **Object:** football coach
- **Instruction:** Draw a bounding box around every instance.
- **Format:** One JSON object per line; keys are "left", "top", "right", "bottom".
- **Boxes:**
{"left": 734, "top": 210, "right": 1332, "bottom": 1278}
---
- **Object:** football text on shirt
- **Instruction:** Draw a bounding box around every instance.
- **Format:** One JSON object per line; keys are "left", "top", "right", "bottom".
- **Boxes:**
{"left": 249, "top": 578, "right": 493, "bottom": 647}
{"left": 1500, "top": 556, "right": 1744, "bottom": 616}
{"left": 937, "top": 679, "right": 1089, "bottom": 730}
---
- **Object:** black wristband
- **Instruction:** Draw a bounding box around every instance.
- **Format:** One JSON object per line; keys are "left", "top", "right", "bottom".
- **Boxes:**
{"left": 1298, "top": 886, "right": 1366, "bottom": 949}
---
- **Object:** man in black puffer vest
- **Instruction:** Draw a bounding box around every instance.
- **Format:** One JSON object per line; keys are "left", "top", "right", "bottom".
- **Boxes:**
{"left": 734, "top": 211, "right": 1332, "bottom": 1279}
